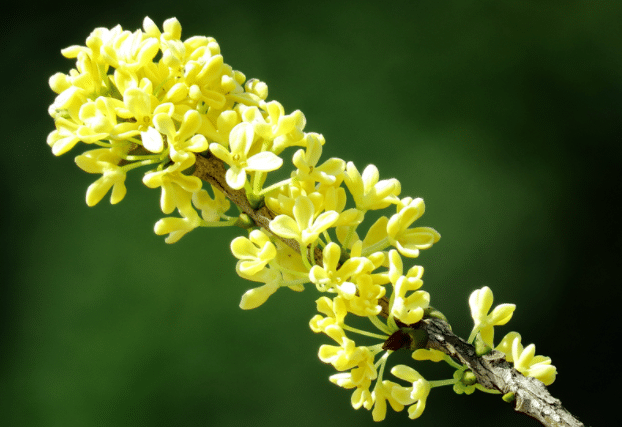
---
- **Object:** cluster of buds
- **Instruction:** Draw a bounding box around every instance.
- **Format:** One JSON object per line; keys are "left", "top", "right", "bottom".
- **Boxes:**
{"left": 47, "top": 17, "right": 556, "bottom": 422}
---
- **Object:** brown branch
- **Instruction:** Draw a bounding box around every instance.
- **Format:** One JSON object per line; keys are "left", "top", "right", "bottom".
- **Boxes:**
{"left": 191, "top": 152, "right": 585, "bottom": 427}
{"left": 192, "top": 152, "right": 324, "bottom": 264}
{"left": 417, "top": 317, "right": 585, "bottom": 427}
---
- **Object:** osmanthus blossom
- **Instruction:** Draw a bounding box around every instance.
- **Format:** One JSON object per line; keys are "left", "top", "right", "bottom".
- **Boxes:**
{"left": 496, "top": 332, "right": 557, "bottom": 386}
{"left": 142, "top": 157, "right": 204, "bottom": 214}
{"left": 74, "top": 148, "right": 127, "bottom": 206}
{"left": 329, "top": 372, "right": 374, "bottom": 411}
{"left": 318, "top": 325, "right": 367, "bottom": 372}
{"left": 236, "top": 240, "right": 307, "bottom": 310}
{"left": 246, "top": 100, "right": 307, "bottom": 154}
{"left": 343, "top": 274, "right": 386, "bottom": 317}
{"left": 191, "top": 187, "right": 230, "bottom": 222}
{"left": 390, "top": 365, "right": 432, "bottom": 420}
{"left": 386, "top": 250, "right": 430, "bottom": 325}
{"left": 150, "top": 109, "right": 209, "bottom": 162}
{"left": 309, "top": 242, "right": 373, "bottom": 298}
{"left": 291, "top": 133, "right": 345, "bottom": 186}
{"left": 469, "top": 286, "right": 516, "bottom": 347}
{"left": 209, "top": 122, "right": 283, "bottom": 190}
{"left": 372, "top": 380, "right": 405, "bottom": 422}
{"left": 231, "top": 229, "right": 277, "bottom": 276}
{"left": 269, "top": 196, "right": 339, "bottom": 247}
{"left": 386, "top": 198, "right": 441, "bottom": 258}
{"left": 309, "top": 296, "right": 347, "bottom": 333}
{"left": 153, "top": 190, "right": 203, "bottom": 244}
{"left": 343, "top": 162, "right": 401, "bottom": 211}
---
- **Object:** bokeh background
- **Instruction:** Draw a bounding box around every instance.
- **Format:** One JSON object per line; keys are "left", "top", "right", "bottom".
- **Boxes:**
{"left": 2, "top": 1, "right": 620, "bottom": 426}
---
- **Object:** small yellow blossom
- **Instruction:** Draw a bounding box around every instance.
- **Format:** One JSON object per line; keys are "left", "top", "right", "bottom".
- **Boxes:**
{"left": 469, "top": 286, "right": 516, "bottom": 347}
{"left": 269, "top": 196, "right": 339, "bottom": 247}
{"left": 496, "top": 332, "right": 557, "bottom": 386}
{"left": 386, "top": 250, "right": 429, "bottom": 324}
{"left": 191, "top": 187, "right": 230, "bottom": 222}
{"left": 343, "top": 274, "right": 386, "bottom": 317}
{"left": 386, "top": 198, "right": 441, "bottom": 258}
{"left": 236, "top": 265, "right": 282, "bottom": 310}
{"left": 209, "top": 122, "right": 283, "bottom": 190}
{"left": 153, "top": 190, "right": 202, "bottom": 243}
{"left": 74, "top": 148, "right": 127, "bottom": 206}
{"left": 372, "top": 380, "right": 404, "bottom": 421}
{"left": 309, "top": 242, "right": 372, "bottom": 298}
{"left": 143, "top": 159, "right": 203, "bottom": 214}
{"left": 390, "top": 365, "right": 431, "bottom": 420}
{"left": 231, "top": 229, "right": 277, "bottom": 276}
{"left": 343, "top": 162, "right": 401, "bottom": 211}
{"left": 151, "top": 109, "right": 208, "bottom": 163}
{"left": 291, "top": 133, "right": 345, "bottom": 185}
{"left": 318, "top": 325, "right": 365, "bottom": 371}
{"left": 309, "top": 296, "right": 347, "bottom": 333}
{"left": 249, "top": 100, "right": 306, "bottom": 153}
{"left": 329, "top": 373, "right": 374, "bottom": 410}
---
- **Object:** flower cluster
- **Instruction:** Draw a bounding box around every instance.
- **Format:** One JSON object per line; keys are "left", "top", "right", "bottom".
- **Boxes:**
{"left": 47, "top": 16, "right": 304, "bottom": 242}
{"left": 48, "top": 17, "right": 556, "bottom": 422}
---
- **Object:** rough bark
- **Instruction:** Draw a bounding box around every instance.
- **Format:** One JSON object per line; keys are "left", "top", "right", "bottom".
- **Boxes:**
{"left": 417, "top": 317, "right": 584, "bottom": 427}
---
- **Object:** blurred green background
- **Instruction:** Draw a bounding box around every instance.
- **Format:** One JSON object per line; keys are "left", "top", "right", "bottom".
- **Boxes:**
{"left": 2, "top": 1, "right": 620, "bottom": 426}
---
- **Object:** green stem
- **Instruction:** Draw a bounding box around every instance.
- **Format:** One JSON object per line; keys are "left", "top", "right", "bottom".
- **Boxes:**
{"left": 428, "top": 378, "right": 457, "bottom": 388}
{"left": 120, "top": 157, "right": 163, "bottom": 173}
{"left": 300, "top": 245, "right": 313, "bottom": 271}
{"left": 467, "top": 327, "right": 479, "bottom": 344}
{"left": 443, "top": 356, "right": 462, "bottom": 370}
{"left": 199, "top": 218, "right": 238, "bottom": 228}
{"left": 475, "top": 384, "right": 501, "bottom": 394}
{"left": 342, "top": 324, "right": 389, "bottom": 340}
{"left": 255, "top": 178, "right": 293, "bottom": 197}
{"left": 361, "top": 237, "right": 391, "bottom": 257}
{"left": 368, "top": 315, "right": 393, "bottom": 335}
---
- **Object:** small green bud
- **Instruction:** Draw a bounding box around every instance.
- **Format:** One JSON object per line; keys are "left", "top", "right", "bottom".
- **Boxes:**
{"left": 235, "top": 213, "right": 255, "bottom": 229}
{"left": 423, "top": 306, "right": 448, "bottom": 323}
{"left": 461, "top": 370, "right": 477, "bottom": 386}
{"left": 247, "top": 193, "right": 264, "bottom": 210}
{"left": 475, "top": 338, "right": 492, "bottom": 356}
{"left": 407, "top": 328, "right": 429, "bottom": 351}
{"left": 502, "top": 392, "right": 516, "bottom": 403}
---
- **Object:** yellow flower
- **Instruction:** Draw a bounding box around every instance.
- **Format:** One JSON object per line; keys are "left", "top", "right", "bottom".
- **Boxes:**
{"left": 269, "top": 196, "right": 339, "bottom": 247}
{"left": 386, "top": 250, "right": 429, "bottom": 324}
{"left": 231, "top": 230, "right": 277, "bottom": 276}
{"left": 496, "top": 332, "right": 557, "bottom": 386}
{"left": 291, "top": 133, "right": 345, "bottom": 185}
{"left": 153, "top": 190, "right": 202, "bottom": 243}
{"left": 74, "top": 148, "right": 127, "bottom": 206}
{"left": 143, "top": 160, "right": 203, "bottom": 214}
{"left": 250, "top": 100, "right": 306, "bottom": 153}
{"left": 318, "top": 325, "right": 365, "bottom": 371}
{"left": 469, "top": 286, "right": 516, "bottom": 347}
{"left": 209, "top": 122, "right": 283, "bottom": 190}
{"left": 309, "top": 296, "right": 347, "bottom": 333}
{"left": 191, "top": 187, "right": 230, "bottom": 222}
{"left": 343, "top": 274, "right": 386, "bottom": 317}
{"left": 390, "top": 365, "right": 431, "bottom": 420}
{"left": 343, "top": 162, "right": 401, "bottom": 211}
{"left": 371, "top": 380, "right": 404, "bottom": 421}
{"left": 309, "top": 242, "right": 372, "bottom": 297}
{"left": 386, "top": 198, "right": 441, "bottom": 258}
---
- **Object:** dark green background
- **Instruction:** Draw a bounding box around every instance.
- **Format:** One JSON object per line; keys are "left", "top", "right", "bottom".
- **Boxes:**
{"left": 2, "top": 1, "right": 620, "bottom": 426}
